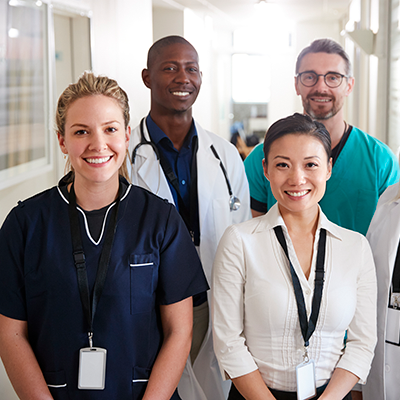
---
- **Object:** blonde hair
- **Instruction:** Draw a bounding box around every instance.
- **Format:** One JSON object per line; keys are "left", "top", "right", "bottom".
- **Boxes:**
{"left": 56, "top": 71, "right": 130, "bottom": 181}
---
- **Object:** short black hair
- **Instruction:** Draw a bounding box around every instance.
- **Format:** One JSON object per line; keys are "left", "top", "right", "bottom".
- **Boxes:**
{"left": 295, "top": 38, "right": 352, "bottom": 76}
{"left": 263, "top": 113, "right": 331, "bottom": 164}
{"left": 147, "top": 35, "right": 197, "bottom": 69}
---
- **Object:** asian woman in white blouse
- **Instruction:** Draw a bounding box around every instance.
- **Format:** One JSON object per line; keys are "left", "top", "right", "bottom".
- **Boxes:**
{"left": 212, "top": 113, "right": 377, "bottom": 400}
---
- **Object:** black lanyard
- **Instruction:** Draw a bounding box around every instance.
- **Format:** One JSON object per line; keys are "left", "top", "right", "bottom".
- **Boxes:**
{"left": 274, "top": 226, "right": 327, "bottom": 348}
{"left": 68, "top": 183, "right": 121, "bottom": 345}
{"left": 392, "top": 239, "right": 400, "bottom": 294}
{"left": 155, "top": 133, "right": 200, "bottom": 246}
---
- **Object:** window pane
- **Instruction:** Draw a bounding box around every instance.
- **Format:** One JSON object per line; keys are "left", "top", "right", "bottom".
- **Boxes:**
{"left": 0, "top": 0, "right": 48, "bottom": 182}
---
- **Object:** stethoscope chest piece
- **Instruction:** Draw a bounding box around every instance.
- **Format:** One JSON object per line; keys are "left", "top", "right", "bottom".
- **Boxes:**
{"left": 229, "top": 195, "right": 241, "bottom": 211}
{"left": 210, "top": 144, "right": 241, "bottom": 212}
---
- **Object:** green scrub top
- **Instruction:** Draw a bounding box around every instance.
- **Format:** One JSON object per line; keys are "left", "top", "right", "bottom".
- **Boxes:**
{"left": 244, "top": 126, "right": 400, "bottom": 235}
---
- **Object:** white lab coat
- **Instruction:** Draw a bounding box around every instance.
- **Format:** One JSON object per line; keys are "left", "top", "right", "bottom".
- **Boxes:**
{"left": 365, "top": 182, "right": 400, "bottom": 400}
{"left": 128, "top": 120, "right": 251, "bottom": 400}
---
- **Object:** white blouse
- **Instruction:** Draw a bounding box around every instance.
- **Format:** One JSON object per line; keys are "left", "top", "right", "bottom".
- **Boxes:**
{"left": 211, "top": 204, "right": 377, "bottom": 392}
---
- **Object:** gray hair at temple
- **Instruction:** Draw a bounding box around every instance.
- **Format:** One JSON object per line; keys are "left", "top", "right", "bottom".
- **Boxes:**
{"left": 295, "top": 38, "right": 352, "bottom": 77}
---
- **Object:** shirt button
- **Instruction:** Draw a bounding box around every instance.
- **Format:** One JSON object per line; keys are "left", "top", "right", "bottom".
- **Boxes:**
{"left": 385, "top": 364, "right": 391, "bottom": 373}
{"left": 305, "top": 289, "right": 311, "bottom": 295}
{"left": 182, "top": 180, "right": 186, "bottom": 185}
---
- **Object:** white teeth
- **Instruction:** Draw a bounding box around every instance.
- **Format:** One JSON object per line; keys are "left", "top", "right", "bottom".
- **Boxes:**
{"left": 313, "top": 98, "right": 331, "bottom": 102}
{"left": 286, "top": 190, "right": 309, "bottom": 197}
{"left": 172, "top": 92, "right": 190, "bottom": 96}
{"left": 86, "top": 156, "right": 111, "bottom": 164}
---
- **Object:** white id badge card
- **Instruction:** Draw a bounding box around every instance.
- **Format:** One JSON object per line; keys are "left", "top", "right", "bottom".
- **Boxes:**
{"left": 78, "top": 347, "right": 107, "bottom": 390}
{"left": 390, "top": 293, "right": 400, "bottom": 308}
{"left": 386, "top": 307, "right": 400, "bottom": 344}
{"left": 296, "top": 360, "right": 316, "bottom": 400}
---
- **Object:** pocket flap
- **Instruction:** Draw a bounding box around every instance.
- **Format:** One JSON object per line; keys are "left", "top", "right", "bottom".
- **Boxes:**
{"left": 132, "top": 366, "right": 151, "bottom": 382}
{"left": 130, "top": 254, "right": 154, "bottom": 268}
{"left": 43, "top": 370, "right": 67, "bottom": 388}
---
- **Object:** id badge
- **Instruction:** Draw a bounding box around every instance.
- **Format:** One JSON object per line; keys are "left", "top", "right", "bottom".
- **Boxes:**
{"left": 296, "top": 359, "right": 316, "bottom": 400}
{"left": 390, "top": 293, "right": 400, "bottom": 308}
{"left": 78, "top": 347, "right": 107, "bottom": 390}
{"left": 386, "top": 307, "right": 400, "bottom": 344}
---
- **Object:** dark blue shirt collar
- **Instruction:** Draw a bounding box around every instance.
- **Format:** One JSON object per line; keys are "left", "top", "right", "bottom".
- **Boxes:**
{"left": 146, "top": 114, "right": 197, "bottom": 152}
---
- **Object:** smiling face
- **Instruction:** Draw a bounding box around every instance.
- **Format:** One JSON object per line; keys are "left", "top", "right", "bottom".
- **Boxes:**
{"left": 295, "top": 52, "right": 354, "bottom": 121}
{"left": 58, "top": 95, "right": 130, "bottom": 190}
{"left": 142, "top": 42, "right": 202, "bottom": 117}
{"left": 263, "top": 133, "right": 332, "bottom": 218}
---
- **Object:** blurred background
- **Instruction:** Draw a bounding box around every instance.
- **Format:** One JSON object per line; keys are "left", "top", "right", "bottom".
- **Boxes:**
{"left": 0, "top": 0, "right": 398, "bottom": 393}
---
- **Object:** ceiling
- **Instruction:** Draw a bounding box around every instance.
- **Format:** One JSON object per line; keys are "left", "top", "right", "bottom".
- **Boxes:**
{"left": 152, "top": 0, "right": 352, "bottom": 27}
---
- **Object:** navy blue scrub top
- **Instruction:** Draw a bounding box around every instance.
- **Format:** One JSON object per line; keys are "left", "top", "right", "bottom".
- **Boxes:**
{"left": 0, "top": 174, "right": 209, "bottom": 400}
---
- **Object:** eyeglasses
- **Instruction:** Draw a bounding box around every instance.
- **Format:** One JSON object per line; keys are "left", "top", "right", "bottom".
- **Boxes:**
{"left": 297, "top": 71, "right": 349, "bottom": 88}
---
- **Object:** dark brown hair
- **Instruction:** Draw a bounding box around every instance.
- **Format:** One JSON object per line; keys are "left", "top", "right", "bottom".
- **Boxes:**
{"left": 263, "top": 113, "right": 331, "bottom": 164}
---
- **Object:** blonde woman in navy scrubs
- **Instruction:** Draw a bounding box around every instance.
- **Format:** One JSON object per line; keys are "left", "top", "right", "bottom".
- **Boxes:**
{"left": 212, "top": 114, "right": 377, "bottom": 400}
{"left": 0, "top": 72, "right": 208, "bottom": 400}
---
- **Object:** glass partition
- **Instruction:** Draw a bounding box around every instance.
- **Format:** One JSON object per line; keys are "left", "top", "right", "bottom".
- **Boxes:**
{"left": 0, "top": 0, "right": 49, "bottom": 187}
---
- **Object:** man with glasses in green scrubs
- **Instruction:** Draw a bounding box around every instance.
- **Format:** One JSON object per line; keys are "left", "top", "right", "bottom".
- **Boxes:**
{"left": 245, "top": 38, "right": 399, "bottom": 235}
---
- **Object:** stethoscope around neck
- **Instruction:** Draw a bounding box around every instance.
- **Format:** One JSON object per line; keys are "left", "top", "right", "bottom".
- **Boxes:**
{"left": 131, "top": 118, "right": 241, "bottom": 212}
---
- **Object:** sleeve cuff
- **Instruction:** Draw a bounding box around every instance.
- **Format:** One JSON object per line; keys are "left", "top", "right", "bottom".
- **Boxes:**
{"left": 250, "top": 197, "right": 268, "bottom": 213}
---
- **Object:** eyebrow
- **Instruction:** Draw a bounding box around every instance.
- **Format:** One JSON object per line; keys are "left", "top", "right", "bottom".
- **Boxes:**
{"left": 299, "top": 70, "right": 343, "bottom": 75}
{"left": 273, "top": 155, "right": 321, "bottom": 160}
{"left": 161, "top": 60, "right": 199, "bottom": 66}
{"left": 69, "top": 120, "right": 121, "bottom": 128}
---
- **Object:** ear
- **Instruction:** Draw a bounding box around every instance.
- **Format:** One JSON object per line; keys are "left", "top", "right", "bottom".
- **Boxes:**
{"left": 142, "top": 68, "right": 151, "bottom": 89}
{"left": 294, "top": 75, "right": 301, "bottom": 96}
{"left": 125, "top": 126, "right": 131, "bottom": 148}
{"left": 345, "top": 76, "right": 355, "bottom": 97}
{"left": 326, "top": 157, "right": 333, "bottom": 180}
{"left": 262, "top": 158, "right": 270, "bottom": 181}
{"left": 57, "top": 132, "right": 68, "bottom": 154}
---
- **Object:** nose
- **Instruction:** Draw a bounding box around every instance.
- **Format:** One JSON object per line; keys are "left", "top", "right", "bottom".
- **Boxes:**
{"left": 288, "top": 166, "right": 306, "bottom": 186}
{"left": 313, "top": 75, "right": 328, "bottom": 91}
{"left": 89, "top": 131, "right": 107, "bottom": 152}
{"left": 174, "top": 68, "right": 190, "bottom": 84}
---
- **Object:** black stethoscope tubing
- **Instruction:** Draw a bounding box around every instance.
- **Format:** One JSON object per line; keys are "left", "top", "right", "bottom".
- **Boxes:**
{"left": 131, "top": 118, "right": 160, "bottom": 163}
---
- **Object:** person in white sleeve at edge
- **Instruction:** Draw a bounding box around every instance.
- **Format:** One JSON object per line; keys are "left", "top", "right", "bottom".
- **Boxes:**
{"left": 364, "top": 181, "right": 400, "bottom": 400}
{"left": 128, "top": 35, "right": 251, "bottom": 400}
{"left": 212, "top": 113, "right": 377, "bottom": 400}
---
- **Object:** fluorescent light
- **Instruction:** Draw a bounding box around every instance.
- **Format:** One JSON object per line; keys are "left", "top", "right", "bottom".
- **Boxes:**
{"left": 254, "top": 0, "right": 268, "bottom": 12}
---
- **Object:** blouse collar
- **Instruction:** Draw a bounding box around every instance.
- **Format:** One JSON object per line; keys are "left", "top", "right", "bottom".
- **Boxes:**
{"left": 254, "top": 203, "right": 343, "bottom": 241}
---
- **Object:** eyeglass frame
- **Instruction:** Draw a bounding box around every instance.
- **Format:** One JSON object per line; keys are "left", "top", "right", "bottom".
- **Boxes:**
{"left": 296, "top": 71, "right": 350, "bottom": 88}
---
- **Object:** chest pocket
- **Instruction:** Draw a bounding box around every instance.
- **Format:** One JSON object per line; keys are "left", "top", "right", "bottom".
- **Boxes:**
{"left": 130, "top": 254, "right": 156, "bottom": 315}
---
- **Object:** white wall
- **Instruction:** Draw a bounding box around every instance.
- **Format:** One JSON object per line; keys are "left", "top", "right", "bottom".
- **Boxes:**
{"left": 376, "top": 0, "right": 393, "bottom": 146}
{"left": 153, "top": 7, "right": 184, "bottom": 40}
{"left": 210, "top": 29, "right": 234, "bottom": 141}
